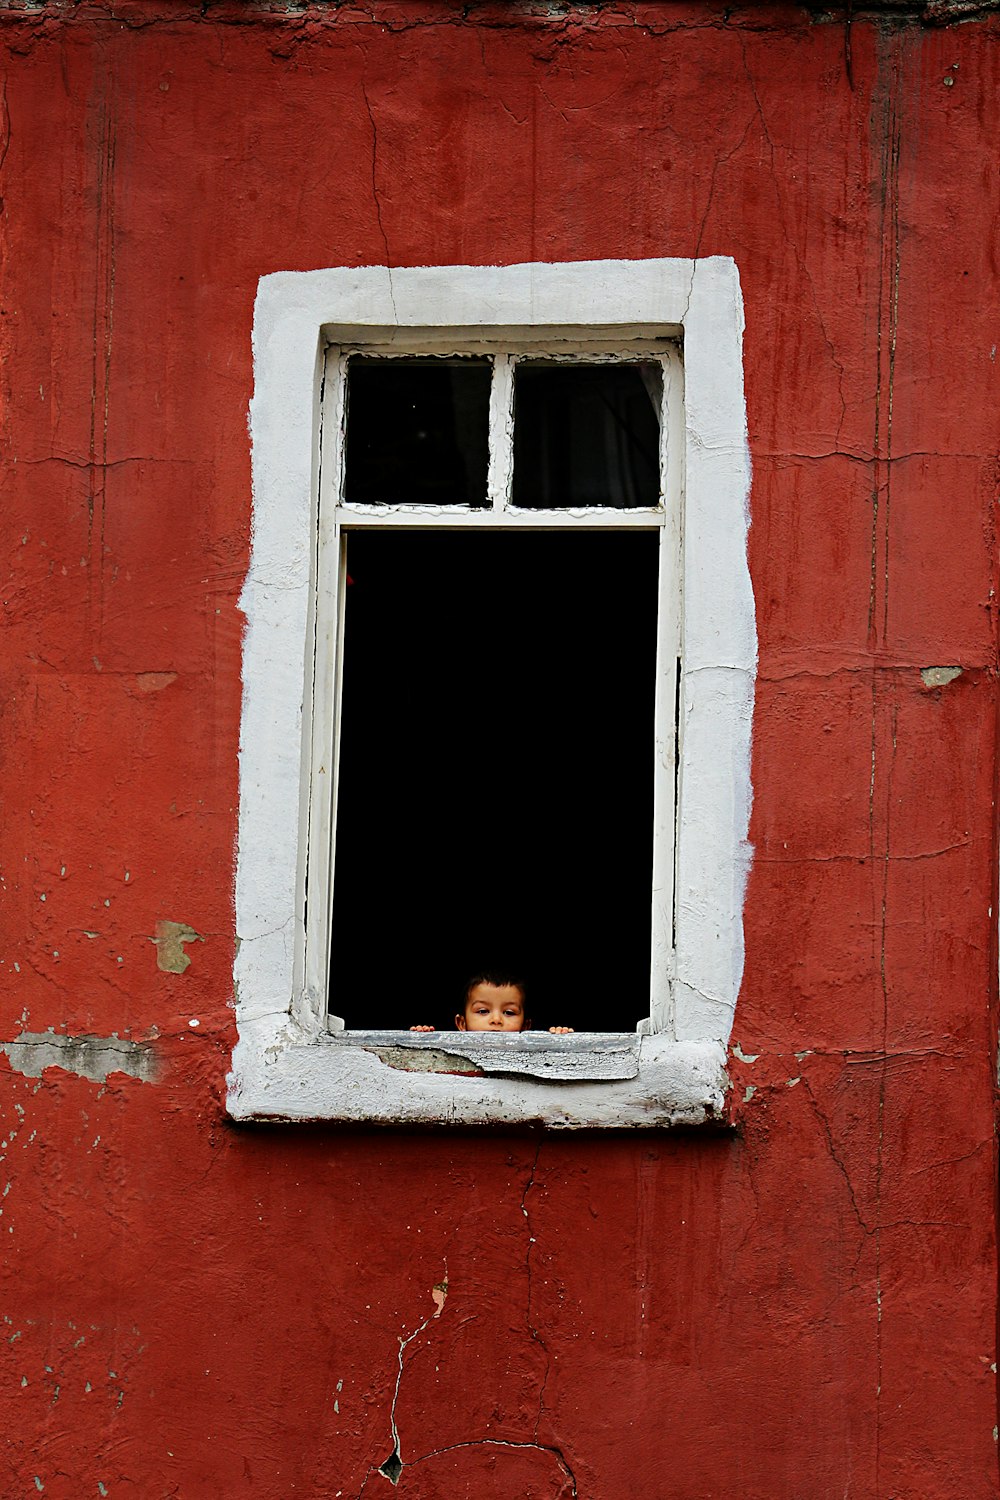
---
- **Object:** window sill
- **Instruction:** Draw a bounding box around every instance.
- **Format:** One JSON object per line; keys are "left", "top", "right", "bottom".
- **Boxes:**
{"left": 226, "top": 1033, "right": 729, "bottom": 1129}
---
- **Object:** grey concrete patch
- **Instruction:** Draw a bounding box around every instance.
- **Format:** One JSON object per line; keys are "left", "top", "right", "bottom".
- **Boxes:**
{"left": 920, "top": 665, "right": 962, "bottom": 688}
{"left": 1, "top": 1032, "right": 159, "bottom": 1084}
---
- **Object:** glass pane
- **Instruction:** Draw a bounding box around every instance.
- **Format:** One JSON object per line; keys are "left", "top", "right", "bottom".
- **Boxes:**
{"left": 512, "top": 361, "right": 662, "bottom": 509}
{"left": 344, "top": 356, "right": 491, "bottom": 507}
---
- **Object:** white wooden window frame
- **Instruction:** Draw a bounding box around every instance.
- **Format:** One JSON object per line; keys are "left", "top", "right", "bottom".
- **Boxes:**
{"left": 230, "top": 258, "right": 754, "bottom": 1128}
{"left": 318, "top": 340, "right": 679, "bottom": 1033}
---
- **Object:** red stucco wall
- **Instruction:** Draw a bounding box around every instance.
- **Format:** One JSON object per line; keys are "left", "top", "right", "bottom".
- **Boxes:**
{"left": 3, "top": 3, "right": 998, "bottom": 1495}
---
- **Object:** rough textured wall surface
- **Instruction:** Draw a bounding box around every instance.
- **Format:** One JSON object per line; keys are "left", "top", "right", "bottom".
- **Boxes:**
{"left": 2, "top": 2, "right": 998, "bottom": 1496}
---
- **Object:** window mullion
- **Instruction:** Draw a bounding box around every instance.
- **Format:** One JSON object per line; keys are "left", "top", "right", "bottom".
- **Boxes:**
{"left": 486, "top": 353, "right": 515, "bottom": 513}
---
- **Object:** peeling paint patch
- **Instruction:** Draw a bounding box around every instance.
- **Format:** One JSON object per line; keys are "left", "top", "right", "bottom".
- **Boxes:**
{"left": 370, "top": 1046, "right": 482, "bottom": 1076}
{"left": 134, "top": 671, "right": 177, "bottom": 693}
{"left": 153, "top": 919, "right": 202, "bottom": 973}
{"left": 1, "top": 1032, "right": 159, "bottom": 1084}
{"left": 920, "top": 664, "right": 962, "bottom": 688}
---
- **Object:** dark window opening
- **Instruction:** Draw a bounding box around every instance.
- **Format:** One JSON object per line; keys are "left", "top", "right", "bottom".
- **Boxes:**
{"left": 512, "top": 362, "right": 662, "bottom": 509}
{"left": 330, "top": 530, "right": 659, "bottom": 1033}
{"left": 343, "top": 356, "right": 492, "bottom": 507}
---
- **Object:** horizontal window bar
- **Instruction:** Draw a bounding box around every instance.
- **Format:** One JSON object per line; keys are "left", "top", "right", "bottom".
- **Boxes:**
{"left": 335, "top": 505, "right": 665, "bottom": 529}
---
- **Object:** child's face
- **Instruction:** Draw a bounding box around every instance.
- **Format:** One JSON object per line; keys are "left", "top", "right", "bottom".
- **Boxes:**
{"left": 457, "top": 982, "right": 528, "bottom": 1032}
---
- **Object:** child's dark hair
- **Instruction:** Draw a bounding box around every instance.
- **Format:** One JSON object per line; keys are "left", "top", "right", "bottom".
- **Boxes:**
{"left": 463, "top": 970, "right": 527, "bottom": 1006}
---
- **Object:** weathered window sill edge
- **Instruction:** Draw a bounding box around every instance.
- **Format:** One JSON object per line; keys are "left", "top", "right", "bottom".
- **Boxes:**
{"left": 227, "top": 1034, "right": 730, "bottom": 1129}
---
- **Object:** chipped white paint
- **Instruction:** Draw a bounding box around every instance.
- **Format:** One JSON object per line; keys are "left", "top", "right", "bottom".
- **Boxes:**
{"left": 232, "top": 257, "right": 754, "bottom": 1127}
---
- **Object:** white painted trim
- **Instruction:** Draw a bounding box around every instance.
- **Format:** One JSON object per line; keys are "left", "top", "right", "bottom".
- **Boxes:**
{"left": 233, "top": 1036, "right": 728, "bottom": 1129}
{"left": 486, "top": 352, "right": 514, "bottom": 511}
{"left": 232, "top": 257, "right": 754, "bottom": 1127}
{"left": 335, "top": 507, "right": 664, "bottom": 528}
{"left": 648, "top": 347, "right": 685, "bottom": 1034}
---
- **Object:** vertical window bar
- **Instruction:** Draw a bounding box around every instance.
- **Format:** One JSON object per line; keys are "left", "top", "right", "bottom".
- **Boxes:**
{"left": 486, "top": 353, "right": 515, "bottom": 511}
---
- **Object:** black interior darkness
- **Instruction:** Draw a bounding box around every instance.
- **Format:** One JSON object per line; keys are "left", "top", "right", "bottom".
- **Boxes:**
{"left": 343, "top": 354, "right": 662, "bottom": 512}
{"left": 344, "top": 357, "right": 492, "bottom": 507}
{"left": 512, "top": 362, "right": 662, "bottom": 509}
{"left": 330, "top": 530, "right": 660, "bottom": 1033}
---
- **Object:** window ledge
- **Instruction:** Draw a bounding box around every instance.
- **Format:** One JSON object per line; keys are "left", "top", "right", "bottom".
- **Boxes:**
{"left": 227, "top": 1034, "right": 729, "bottom": 1129}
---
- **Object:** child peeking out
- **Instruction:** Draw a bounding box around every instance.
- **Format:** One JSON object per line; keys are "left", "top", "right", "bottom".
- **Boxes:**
{"left": 410, "top": 971, "right": 573, "bottom": 1036}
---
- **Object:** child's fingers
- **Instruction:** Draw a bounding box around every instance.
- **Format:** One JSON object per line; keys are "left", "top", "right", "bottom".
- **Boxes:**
{"left": 409, "top": 1024, "right": 436, "bottom": 1032}
{"left": 547, "top": 1026, "right": 575, "bottom": 1034}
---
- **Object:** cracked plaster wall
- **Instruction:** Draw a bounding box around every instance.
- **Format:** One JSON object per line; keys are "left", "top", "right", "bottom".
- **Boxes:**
{"left": 1, "top": 3, "right": 998, "bottom": 1497}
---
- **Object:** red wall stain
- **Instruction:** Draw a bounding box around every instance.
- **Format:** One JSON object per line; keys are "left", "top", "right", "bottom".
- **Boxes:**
{"left": 2, "top": 4, "right": 998, "bottom": 1497}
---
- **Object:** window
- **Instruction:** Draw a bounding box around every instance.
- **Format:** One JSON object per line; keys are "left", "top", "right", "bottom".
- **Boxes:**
{"left": 332, "top": 526, "right": 659, "bottom": 1035}
{"left": 231, "top": 258, "right": 754, "bottom": 1127}
{"left": 327, "top": 348, "right": 672, "bottom": 1037}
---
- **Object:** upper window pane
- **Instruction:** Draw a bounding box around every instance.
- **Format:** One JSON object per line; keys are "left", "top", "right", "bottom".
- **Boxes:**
{"left": 343, "top": 355, "right": 491, "bottom": 507}
{"left": 512, "top": 361, "right": 662, "bottom": 509}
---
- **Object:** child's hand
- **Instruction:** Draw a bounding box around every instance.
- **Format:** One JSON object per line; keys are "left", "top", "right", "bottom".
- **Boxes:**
{"left": 409, "top": 1024, "right": 436, "bottom": 1032}
{"left": 547, "top": 1026, "right": 574, "bottom": 1034}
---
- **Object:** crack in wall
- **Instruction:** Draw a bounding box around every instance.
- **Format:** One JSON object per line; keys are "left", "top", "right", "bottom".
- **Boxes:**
{"left": 86, "top": 65, "right": 117, "bottom": 655}
{"left": 359, "top": 78, "right": 397, "bottom": 321}
{"left": 0, "top": 73, "right": 11, "bottom": 202}
{"left": 874, "top": 695, "right": 899, "bottom": 1500}
{"left": 697, "top": 113, "right": 755, "bottom": 268}
{"left": 370, "top": 1266, "right": 448, "bottom": 1489}
{"left": 754, "top": 840, "right": 973, "bottom": 865}
{"left": 359, "top": 1154, "right": 576, "bottom": 1493}
{"left": 408, "top": 1437, "right": 577, "bottom": 1495}
{"left": 22, "top": 453, "right": 194, "bottom": 469}
{"left": 738, "top": 32, "right": 850, "bottom": 448}
{"left": 800, "top": 1075, "right": 876, "bottom": 1281}
{"left": 866, "top": 36, "right": 905, "bottom": 1494}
